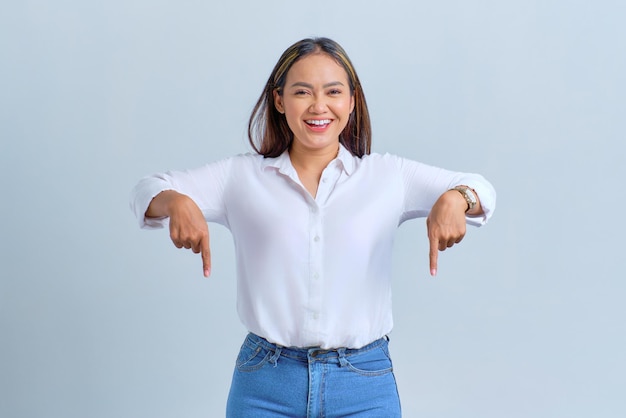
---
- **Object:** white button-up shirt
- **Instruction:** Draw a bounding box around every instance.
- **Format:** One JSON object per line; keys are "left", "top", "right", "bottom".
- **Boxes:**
{"left": 130, "top": 145, "right": 496, "bottom": 349}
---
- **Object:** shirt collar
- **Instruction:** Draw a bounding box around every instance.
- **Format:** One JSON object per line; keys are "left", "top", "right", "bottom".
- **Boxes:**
{"left": 260, "top": 143, "right": 355, "bottom": 176}
{"left": 336, "top": 143, "right": 355, "bottom": 175}
{"left": 260, "top": 148, "right": 295, "bottom": 176}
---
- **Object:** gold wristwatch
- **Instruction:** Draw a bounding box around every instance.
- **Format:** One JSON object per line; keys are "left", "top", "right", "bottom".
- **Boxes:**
{"left": 451, "top": 186, "right": 477, "bottom": 213}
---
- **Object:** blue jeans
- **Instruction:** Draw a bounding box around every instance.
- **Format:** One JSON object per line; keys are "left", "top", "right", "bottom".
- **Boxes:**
{"left": 226, "top": 333, "right": 402, "bottom": 417}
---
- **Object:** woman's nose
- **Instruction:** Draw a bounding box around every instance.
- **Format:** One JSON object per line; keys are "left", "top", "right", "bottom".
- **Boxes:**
{"left": 309, "top": 97, "right": 328, "bottom": 113}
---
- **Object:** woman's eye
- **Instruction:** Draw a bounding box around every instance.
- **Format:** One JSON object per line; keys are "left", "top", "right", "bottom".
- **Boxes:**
{"left": 294, "top": 90, "right": 309, "bottom": 95}
{"left": 329, "top": 89, "right": 342, "bottom": 95}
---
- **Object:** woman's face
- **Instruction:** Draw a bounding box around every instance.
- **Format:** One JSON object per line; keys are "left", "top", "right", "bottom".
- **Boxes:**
{"left": 274, "top": 53, "right": 355, "bottom": 154}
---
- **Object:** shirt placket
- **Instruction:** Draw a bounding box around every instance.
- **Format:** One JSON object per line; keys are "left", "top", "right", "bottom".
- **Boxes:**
{"left": 302, "top": 163, "right": 341, "bottom": 342}
{"left": 304, "top": 201, "right": 324, "bottom": 341}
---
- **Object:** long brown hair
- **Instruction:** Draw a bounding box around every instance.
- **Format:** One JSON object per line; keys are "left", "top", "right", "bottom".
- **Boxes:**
{"left": 248, "top": 37, "right": 372, "bottom": 158}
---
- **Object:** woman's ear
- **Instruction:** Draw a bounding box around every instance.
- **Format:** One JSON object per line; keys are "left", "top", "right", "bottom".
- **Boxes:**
{"left": 273, "top": 89, "right": 285, "bottom": 114}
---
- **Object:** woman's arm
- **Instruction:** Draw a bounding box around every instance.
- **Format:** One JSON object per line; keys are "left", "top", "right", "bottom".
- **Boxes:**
{"left": 131, "top": 156, "right": 239, "bottom": 277}
{"left": 426, "top": 187, "right": 483, "bottom": 277}
{"left": 393, "top": 155, "right": 495, "bottom": 277}
{"left": 146, "top": 190, "right": 212, "bottom": 278}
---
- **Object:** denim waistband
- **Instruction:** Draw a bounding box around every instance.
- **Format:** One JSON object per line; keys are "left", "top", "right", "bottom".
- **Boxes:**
{"left": 243, "top": 333, "right": 389, "bottom": 361}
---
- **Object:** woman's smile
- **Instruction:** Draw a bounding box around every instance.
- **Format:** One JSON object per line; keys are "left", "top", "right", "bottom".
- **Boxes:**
{"left": 304, "top": 118, "right": 333, "bottom": 131}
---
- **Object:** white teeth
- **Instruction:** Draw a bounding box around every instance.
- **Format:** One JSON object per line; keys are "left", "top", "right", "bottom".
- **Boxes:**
{"left": 306, "top": 119, "right": 331, "bottom": 125}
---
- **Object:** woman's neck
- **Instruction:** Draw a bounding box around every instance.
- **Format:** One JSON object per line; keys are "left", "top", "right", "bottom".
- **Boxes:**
{"left": 289, "top": 142, "right": 340, "bottom": 173}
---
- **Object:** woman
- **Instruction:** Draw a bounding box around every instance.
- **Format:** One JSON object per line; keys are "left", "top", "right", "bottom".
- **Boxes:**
{"left": 130, "top": 37, "right": 496, "bottom": 417}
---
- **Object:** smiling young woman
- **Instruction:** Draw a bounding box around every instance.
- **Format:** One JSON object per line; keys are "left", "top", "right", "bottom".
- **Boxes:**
{"left": 131, "top": 37, "right": 496, "bottom": 417}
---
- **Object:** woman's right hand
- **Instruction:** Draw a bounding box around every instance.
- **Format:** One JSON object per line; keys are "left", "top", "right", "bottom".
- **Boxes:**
{"left": 146, "top": 190, "right": 212, "bottom": 277}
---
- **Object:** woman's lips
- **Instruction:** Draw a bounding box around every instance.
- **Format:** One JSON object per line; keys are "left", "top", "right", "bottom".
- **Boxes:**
{"left": 305, "top": 119, "right": 332, "bottom": 131}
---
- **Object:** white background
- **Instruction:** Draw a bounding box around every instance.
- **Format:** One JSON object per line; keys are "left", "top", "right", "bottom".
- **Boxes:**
{"left": 1, "top": 1, "right": 624, "bottom": 417}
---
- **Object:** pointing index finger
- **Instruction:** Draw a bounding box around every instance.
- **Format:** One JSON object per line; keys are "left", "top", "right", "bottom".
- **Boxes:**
{"left": 429, "top": 236, "right": 438, "bottom": 277}
{"left": 200, "top": 236, "right": 211, "bottom": 278}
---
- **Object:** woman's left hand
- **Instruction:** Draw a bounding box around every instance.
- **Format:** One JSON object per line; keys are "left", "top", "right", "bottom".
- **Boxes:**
{"left": 426, "top": 190, "right": 469, "bottom": 277}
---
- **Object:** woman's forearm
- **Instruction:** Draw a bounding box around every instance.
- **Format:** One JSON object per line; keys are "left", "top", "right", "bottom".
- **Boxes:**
{"left": 145, "top": 190, "right": 185, "bottom": 218}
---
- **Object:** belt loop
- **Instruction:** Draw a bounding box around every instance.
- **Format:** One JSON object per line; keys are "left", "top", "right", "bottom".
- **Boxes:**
{"left": 337, "top": 348, "right": 348, "bottom": 367}
{"left": 269, "top": 346, "right": 282, "bottom": 367}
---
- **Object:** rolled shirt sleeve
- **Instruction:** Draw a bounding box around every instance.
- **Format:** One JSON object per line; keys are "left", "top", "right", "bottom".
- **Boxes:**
{"left": 395, "top": 155, "right": 496, "bottom": 227}
{"left": 129, "top": 156, "right": 235, "bottom": 229}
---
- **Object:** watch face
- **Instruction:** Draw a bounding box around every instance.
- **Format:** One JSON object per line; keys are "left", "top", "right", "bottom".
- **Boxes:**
{"left": 455, "top": 186, "right": 476, "bottom": 209}
{"left": 465, "top": 188, "right": 477, "bottom": 205}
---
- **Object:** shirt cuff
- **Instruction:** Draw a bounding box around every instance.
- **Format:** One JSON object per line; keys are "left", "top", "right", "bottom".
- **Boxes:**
{"left": 464, "top": 179, "right": 496, "bottom": 227}
{"left": 129, "top": 177, "right": 175, "bottom": 229}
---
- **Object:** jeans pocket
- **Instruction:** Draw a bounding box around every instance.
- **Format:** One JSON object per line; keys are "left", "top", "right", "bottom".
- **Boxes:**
{"left": 235, "top": 340, "right": 272, "bottom": 372}
{"left": 343, "top": 346, "right": 394, "bottom": 377}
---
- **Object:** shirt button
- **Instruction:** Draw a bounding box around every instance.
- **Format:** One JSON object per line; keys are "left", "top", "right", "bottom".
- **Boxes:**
{"left": 313, "top": 272, "right": 319, "bottom": 280}
{"left": 322, "top": 178, "right": 327, "bottom": 183}
{"left": 314, "top": 236, "right": 320, "bottom": 242}
{"left": 313, "top": 312, "right": 319, "bottom": 320}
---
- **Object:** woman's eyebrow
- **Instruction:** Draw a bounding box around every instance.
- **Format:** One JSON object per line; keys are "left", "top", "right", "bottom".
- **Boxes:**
{"left": 289, "top": 81, "right": 345, "bottom": 89}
